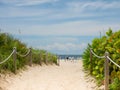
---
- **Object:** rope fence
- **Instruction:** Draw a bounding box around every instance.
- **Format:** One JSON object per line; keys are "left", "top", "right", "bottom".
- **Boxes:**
{"left": 107, "top": 56, "right": 120, "bottom": 69}
{"left": 16, "top": 49, "right": 31, "bottom": 58}
{"left": 0, "top": 47, "right": 59, "bottom": 73}
{"left": 90, "top": 48, "right": 105, "bottom": 59}
{"left": 0, "top": 50, "right": 15, "bottom": 65}
{"left": 90, "top": 48, "right": 120, "bottom": 90}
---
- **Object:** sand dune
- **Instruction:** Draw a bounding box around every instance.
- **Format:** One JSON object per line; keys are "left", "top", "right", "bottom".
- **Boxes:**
{"left": 0, "top": 60, "right": 102, "bottom": 90}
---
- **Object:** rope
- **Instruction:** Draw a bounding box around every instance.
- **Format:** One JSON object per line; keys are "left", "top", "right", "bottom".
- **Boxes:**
{"left": 91, "top": 49, "right": 105, "bottom": 59}
{"left": 16, "top": 49, "right": 30, "bottom": 58}
{"left": 0, "top": 50, "right": 15, "bottom": 65}
{"left": 107, "top": 56, "right": 120, "bottom": 68}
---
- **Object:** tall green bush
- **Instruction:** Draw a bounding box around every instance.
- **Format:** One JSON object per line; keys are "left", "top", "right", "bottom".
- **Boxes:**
{"left": 83, "top": 29, "right": 120, "bottom": 89}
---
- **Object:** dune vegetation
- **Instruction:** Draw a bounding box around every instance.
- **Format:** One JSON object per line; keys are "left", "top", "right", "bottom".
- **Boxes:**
{"left": 83, "top": 29, "right": 120, "bottom": 90}
{"left": 0, "top": 32, "right": 57, "bottom": 73}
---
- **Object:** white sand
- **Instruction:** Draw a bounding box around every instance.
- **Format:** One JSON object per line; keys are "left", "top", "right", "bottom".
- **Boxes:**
{"left": 0, "top": 60, "right": 100, "bottom": 90}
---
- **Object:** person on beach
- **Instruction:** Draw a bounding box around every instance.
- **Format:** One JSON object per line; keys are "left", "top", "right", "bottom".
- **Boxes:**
{"left": 66, "top": 57, "right": 69, "bottom": 61}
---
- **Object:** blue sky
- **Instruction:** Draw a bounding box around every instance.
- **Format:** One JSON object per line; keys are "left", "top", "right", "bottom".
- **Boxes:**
{"left": 0, "top": 0, "right": 120, "bottom": 54}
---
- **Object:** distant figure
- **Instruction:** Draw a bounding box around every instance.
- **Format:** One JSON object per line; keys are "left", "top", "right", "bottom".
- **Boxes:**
{"left": 66, "top": 57, "right": 69, "bottom": 61}
{"left": 69, "top": 57, "right": 74, "bottom": 62}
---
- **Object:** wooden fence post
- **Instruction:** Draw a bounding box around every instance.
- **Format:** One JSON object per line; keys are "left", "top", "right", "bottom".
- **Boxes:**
{"left": 29, "top": 48, "right": 32, "bottom": 66}
{"left": 105, "top": 52, "right": 109, "bottom": 90}
{"left": 57, "top": 56, "right": 60, "bottom": 66}
{"left": 39, "top": 53, "right": 42, "bottom": 66}
{"left": 90, "top": 48, "right": 93, "bottom": 74}
{"left": 13, "top": 47, "right": 17, "bottom": 74}
{"left": 45, "top": 52, "right": 48, "bottom": 65}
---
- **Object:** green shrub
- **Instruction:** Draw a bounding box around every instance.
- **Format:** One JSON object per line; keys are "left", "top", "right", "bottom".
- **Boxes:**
{"left": 83, "top": 29, "right": 120, "bottom": 86}
{"left": 109, "top": 78, "right": 120, "bottom": 90}
{"left": 0, "top": 32, "right": 57, "bottom": 73}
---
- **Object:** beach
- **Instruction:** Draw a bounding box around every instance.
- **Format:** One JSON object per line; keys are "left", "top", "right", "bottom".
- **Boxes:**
{"left": 0, "top": 60, "right": 101, "bottom": 90}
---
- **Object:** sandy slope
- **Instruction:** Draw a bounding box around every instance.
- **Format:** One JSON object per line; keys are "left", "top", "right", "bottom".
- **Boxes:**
{"left": 0, "top": 60, "right": 100, "bottom": 90}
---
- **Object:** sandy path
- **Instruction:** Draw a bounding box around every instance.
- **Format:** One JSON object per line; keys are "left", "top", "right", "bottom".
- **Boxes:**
{"left": 1, "top": 60, "right": 98, "bottom": 90}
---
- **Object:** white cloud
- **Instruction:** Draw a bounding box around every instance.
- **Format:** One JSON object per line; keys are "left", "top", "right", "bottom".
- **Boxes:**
{"left": 0, "top": 6, "right": 52, "bottom": 18}
{"left": 38, "top": 43, "right": 87, "bottom": 54}
{"left": 67, "top": 1, "right": 120, "bottom": 12}
{"left": 16, "top": 0, "right": 58, "bottom": 6}
{"left": 0, "top": 0, "right": 58, "bottom": 6}
{"left": 2, "top": 20, "right": 120, "bottom": 37}
{"left": 0, "top": 0, "right": 120, "bottom": 36}
{"left": 0, "top": 0, "right": 58, "bottom": 18}
{"left": 0, "top": 0, "right": 119, "bottom": 20}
